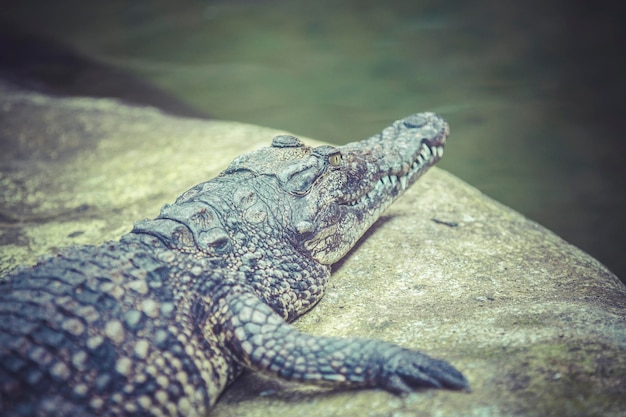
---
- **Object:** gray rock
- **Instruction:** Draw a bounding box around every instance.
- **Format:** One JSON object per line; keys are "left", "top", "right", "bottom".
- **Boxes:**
{"left": 1, "top": 80, "right": 625, "bottom": 416}
{"left": 0, "top": 79, "right": 292, "bottom": 273}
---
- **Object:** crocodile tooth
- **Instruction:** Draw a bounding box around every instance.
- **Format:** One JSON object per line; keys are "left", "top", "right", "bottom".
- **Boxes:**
{"left": 400, "top": 176, "right": 408, "bottom": 190}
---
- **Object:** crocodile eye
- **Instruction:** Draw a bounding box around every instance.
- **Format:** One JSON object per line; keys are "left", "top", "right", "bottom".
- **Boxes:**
{"left": 328, "top": 153, "right": 342, "bottom": 166}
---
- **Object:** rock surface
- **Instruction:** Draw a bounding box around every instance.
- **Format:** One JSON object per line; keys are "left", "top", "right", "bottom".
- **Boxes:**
{"left": 1, "top": 80, "right": 625, "bottom": 416}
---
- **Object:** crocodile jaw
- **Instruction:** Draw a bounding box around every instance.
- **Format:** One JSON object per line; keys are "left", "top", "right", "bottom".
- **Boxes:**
{"left": 304, "top": 113, "right": 448, "bottom": 264}
{"left": 343, "top": 136, "right": 445, "bottom": 210}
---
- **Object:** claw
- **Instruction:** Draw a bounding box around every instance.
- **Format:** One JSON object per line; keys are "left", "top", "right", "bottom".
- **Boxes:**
{"left": 382, "top": 348, "right": 469, "bottom": 393}
{"left": 401, "top": 368, "right": 444, "bottom": 389}
{"left": 386, "top": 374, "right": 414, "bottom": 394}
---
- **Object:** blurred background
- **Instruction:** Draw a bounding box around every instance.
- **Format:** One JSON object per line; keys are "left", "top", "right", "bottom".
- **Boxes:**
{"left": 1, "top": 0, "right": 625, "bottom": 282}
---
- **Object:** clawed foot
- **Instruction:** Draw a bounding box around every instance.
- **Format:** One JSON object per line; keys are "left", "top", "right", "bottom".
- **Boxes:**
{"left": 379, "top": 348, "right": 469, "bottom": 394}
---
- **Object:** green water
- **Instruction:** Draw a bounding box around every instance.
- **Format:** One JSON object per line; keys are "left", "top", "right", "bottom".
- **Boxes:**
{"left": 2, "top": 0, "right": 625, "bottom": 281}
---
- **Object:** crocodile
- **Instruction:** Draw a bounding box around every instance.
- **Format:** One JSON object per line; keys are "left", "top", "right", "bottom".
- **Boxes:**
{"left": 0, "top": 112, "right": 467, "bottom": 416}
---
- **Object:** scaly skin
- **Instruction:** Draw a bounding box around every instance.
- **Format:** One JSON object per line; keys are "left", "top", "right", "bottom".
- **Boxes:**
{"left": 0, "top": 113, "right": 467, "bottom": 416}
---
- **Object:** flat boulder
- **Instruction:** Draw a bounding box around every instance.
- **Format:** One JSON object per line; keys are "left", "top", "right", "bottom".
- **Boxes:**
{"left": 1, "top": 80, "right": 625, "bottom": 416}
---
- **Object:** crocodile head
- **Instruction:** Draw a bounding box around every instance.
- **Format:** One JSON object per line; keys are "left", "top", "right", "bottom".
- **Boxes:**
{"left": 224, "top": 112, "right": 448, "bottom": 265}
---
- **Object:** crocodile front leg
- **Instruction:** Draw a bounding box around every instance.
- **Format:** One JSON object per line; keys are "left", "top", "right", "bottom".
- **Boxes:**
{"left": 215, "top": 291, "right": 468, "bottom": 393}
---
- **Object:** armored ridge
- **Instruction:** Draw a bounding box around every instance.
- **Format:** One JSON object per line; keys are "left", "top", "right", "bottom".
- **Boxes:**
{"left": 0, "top": 113, "right": 467, "bottom": 417}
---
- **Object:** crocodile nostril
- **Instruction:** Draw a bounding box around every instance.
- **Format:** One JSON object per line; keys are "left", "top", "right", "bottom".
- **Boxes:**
{"left": 402, "top": 114, "right": 428, "bottom": 129}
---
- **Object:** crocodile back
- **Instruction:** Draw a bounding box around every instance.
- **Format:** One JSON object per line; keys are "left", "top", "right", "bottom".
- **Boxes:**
{"left": 0, "top": 238, "right": 231, "bottom": 417}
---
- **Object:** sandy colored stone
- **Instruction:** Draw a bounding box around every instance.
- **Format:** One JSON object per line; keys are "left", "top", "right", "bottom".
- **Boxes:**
{"left": 0, "top": 79, "right": 304, "bottom": 273}
{"left": 1, "top": 80, "right": 625, "bottom": 416}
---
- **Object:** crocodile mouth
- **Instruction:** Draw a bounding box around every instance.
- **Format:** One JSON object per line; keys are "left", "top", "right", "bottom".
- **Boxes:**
{"left": 343, "top": 137, "right": 445, "bottom": 210}
{"left": 302, "top": 113, "right": 448, "bottom": 264}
